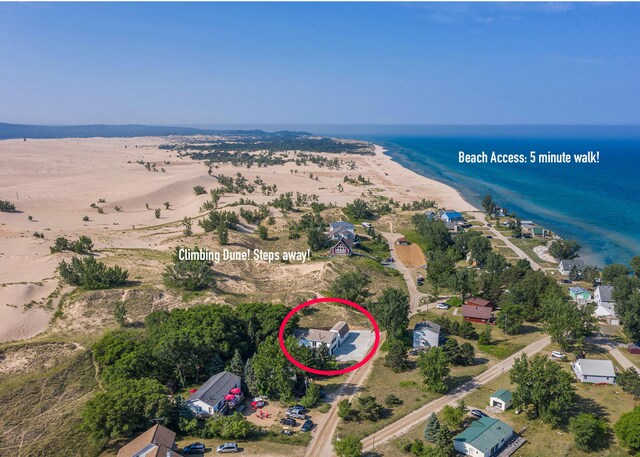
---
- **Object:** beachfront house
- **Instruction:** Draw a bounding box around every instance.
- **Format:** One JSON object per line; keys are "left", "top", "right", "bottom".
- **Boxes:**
{"left": 444, "top": 221, "right": 459, "bottom": 233}
{"left": 557, "top": 259, "right": 585, "bottom": 276}
{"left": 329, "top": 238, "right": 353, "bottom": 257}
{"left": 462, "top": 305, "right": 495, "bottom": 325}
{"left": 295, "top": 321, "right": 350, "bottom": 355}
{"left": 413, "top": 321, "right": 442, "bottom": 349}
{"left": 440, "top": 211, "right": 465, "bottom": 224}
{"left": 489, "top": 390, "right": 513, "bottom": 411}
{"left": 187, "top": 371, "right": 243, "bottom": 416}
{"left": 453, "top": 416, "right": 514, "bottom": 457}
{"left": 572, "top": 359, "right": 616, "bottom": 384}
{"left": 594, "top": 285, "right": 615, "bottom": 313}
{"left": 569, "top": 287, "right": 592, "bottom": 305}
{"left": 116, "top": 424, "right": 181, "bottom": 457}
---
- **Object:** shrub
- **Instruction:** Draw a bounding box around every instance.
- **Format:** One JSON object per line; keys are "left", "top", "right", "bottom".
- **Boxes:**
{"left": 58, "top": 256, "right": 128, "bottom": 289}
{"left": 193, "top": 185, "right": 207, "bottom": 195}
{"left": 0, "top": 200, "right": 17, "bottom": 212}
{"left": 384, "top": 394, "right": 403, "bottom": 406}
{"left": 82, "top": 215, "right": 90, "bottom": 221}
{"left": 163, "top": 246, "right": 215, "bottom": 291}
{"left": 154, "top": 208, "right": 161, "bottom": 219}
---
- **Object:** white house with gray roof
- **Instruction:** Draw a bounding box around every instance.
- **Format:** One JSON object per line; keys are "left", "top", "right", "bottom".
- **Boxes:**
{"left": 295, "top": 321, "right": 350, "bottom": 355}
{"left": 557, "top": 259, "right": 585, "bottom": 276}
{"left": 594, "top": 285, "right": 615, "bottom": 313}
{"left": 573, "top": 359, "right": 616, "bottom": 384}
{"left": 413, "top": 321, "right": 442, "bottom": 349}
{"left": 187, "top": 371, "right": 242, "bottom": 416}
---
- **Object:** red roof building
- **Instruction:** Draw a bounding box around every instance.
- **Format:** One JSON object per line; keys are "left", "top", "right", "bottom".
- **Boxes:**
{"left": 462, "top": 305, "right": 494, "bottom": 324}
{"left": 465, "top": 297, "right": 495, "bottom": 309}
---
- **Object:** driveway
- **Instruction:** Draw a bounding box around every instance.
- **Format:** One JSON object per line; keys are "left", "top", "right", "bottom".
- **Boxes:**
{"left": 333, "top": 330, "right": 375, "bottom": 363}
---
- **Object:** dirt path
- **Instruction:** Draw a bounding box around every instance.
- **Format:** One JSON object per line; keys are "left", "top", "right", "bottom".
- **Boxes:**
{"left": 304, "top": 335, "right": 385, "bottom": 457}
{"left": 361, "top": 336, "right": 551, "bottom": 452}
{"left": 588, "top": 335, "right": 637, "bottom": 370}
{"left": 380, "top": 231, "right": 428, "bottom": 313}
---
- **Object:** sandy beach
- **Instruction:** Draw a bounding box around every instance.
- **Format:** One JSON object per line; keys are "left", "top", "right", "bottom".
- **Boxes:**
{"left": 0, "top": 136, "right": 471, "bottom": 342}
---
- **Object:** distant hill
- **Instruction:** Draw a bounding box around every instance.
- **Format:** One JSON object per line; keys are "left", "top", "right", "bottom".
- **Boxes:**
{"left": 0, "top": 123, "right": 311, "bottom": 140}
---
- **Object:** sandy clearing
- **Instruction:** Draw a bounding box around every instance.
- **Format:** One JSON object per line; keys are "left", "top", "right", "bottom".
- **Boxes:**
{"left": 393, "top": 242, "right": 427, "bottom": 267}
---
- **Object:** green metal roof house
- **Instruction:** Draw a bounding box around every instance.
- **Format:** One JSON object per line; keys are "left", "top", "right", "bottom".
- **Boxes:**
{"left": 453, "top": 416, "right": 514, "bottom": 457}
{"left": 489, "top": 389, "right": 513, "bottom": 411}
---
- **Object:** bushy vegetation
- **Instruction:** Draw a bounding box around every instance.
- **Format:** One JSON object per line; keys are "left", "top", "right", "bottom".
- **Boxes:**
{"left": 163, "top": 246, "right": 216, "bottom": 291}
{"left": 198, "top": 210, "right": 239, "bottom": 232}
{"left": 58, "top": 256, "right": 128, "bottom": 289}
{"left": 0, "top": 200, "right": 17, "bottom": 212}
{"left": 50, "top": 235, "right": 94, "bottom": 254}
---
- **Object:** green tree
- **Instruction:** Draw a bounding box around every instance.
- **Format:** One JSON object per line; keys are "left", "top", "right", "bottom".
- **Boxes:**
{"left": 307, "top": 226, "right": 330, "bottom": 251}
{"left": 227, "top": 349, "right": 244, "bottom": 380}
{"left": 0, "top": 200, "right": 17, "bottom": 212}
{"left": 155, "top": 208, "right": 161, "bottom": 219}
{"left": 182, "top": 217, "right": 193, "bottom": 236}
{"left": 602, "top": 263, "right": 630, "bottom": 284}
{"left": 448, "top": 268, "right": 478, "bottom": 301}
{"left": 510, "top": 354, "right": 575, "bottom": 426}
{"left": 82, "top": 377, "right": 173, "bottom": 439}
{"left": 496, "top": 303, "right": 525, "bottom": 335}
{"left": 58, "top": 256, "right": 128, "bottom": 289}
{"left": 481, "top": 194, "right": 494, "bottom": 214}
{"left": 614, "top": 406, "right": 640, "bottom": 453}
{"left": 355, "top": 395, "right": 383, "bottom": 421}
{"left": 346, "top": 198, "right": 374, "bottom": 219}
{"left": 334, "top": 436, "right": 362, "bottom": 457}
{"left": 337, "top": 399, "right": 356, "bottom": 422}
{"left": 617, "top": 367, "right": 640, "bottom": 399}
{"left": 258, "top": 224, "right": 268, "bottom": 240}
{"left": 193, "top": 185, "right": 207, "bottom": 195}
{"left": 478, "top": 326, "right": 492, "bottom": 345}
{"left": 631, "top": 256, "right": 640, "bottom": 278}
{"left": 370, "top": 288, "right": 409, "bottom": 337}
{"left": 204, "top": 412, "right": 254, "bottom": 439}
{"left": 548, "top": 239, "right": 580, "bottom": 260}
{"left": 424, "top": 413, "right": 441, "bottom": 442}
{"left": 114, "top": 301, "right": 127, "bottom": 326}
{"left": 384, "top": 338, "right": 409, "bottom": 372}
{"left": 163, "top": 246, "right": 216, "bottom": 291}
{"left": 301, "top": 382, "right": 321, "bottom": 408}
{"left": 217, "top": 225, "right": 229, "bottom": 245}
{"left": 329, "top": 271, "right": 370, "bottom": 303}
{"left": 441, "top": 403, "right": 465, "bottom": 429}
{"left": 542, "top": 296, "right": 598, "bottom": 351}
{"left": 434, "top": 426, "right": 454, "bottom": 455}
{"left": 569, "top": 413, "right": 609, "bottom": 451}
{"left": 418, "top": 347, "right": 450, "bottom": 393}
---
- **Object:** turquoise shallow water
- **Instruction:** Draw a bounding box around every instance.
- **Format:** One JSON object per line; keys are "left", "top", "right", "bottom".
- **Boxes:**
{"left": 318, "top": 125, "right": 640, "bottom": 267}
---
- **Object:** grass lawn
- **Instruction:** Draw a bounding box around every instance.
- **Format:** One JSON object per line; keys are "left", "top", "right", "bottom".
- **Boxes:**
{"left": 333, "top": 356, "right": 486, "bottom": 442}
{"left": 379, "top": 344, "right": 636, "bottom": 457}
{"left": 410, "top": 309, "right": 545, "bottom": 361}
{"left": 172, "top": 432, "right": 309, "bottom": 457}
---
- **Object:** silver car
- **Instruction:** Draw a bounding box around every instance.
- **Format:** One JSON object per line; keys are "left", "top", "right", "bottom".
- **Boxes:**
{"left": 217, "top": 442, "right": 239, "bottom": 453}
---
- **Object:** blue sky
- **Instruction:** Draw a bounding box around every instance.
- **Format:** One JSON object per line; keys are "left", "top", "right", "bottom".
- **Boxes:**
{"left": 1, "top": 2, "right": 639, "bottom": 125}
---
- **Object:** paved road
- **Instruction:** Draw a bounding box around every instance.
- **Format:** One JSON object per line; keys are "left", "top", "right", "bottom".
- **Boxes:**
{"left": 588, "top": 335, "right": 637, "bottom": 370}
{"left": 361, "top": 336, "right": 551, "bottom": 452}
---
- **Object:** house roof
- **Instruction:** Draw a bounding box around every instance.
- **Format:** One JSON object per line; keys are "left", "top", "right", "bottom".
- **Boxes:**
{"left": 559, "top": 259, "right": 585, "bottom": 271}
{"left": 330, "top": 321, "right": 350, "bottom": 338}
{"left": 188, "top": 371, "right": 241, "bottom": 408}
{"left": 331, "top": 238, "right": 354, "bottom": 250}
{"left": 596, "top": 285, "right": 614, "bottom": 302}
{"left": 329, "top": 227, "right": 356, "bottom": 238}
{"left": 295, "top": 328, "right": 336, "bottom": 344}
{"left": 454, "top": 417, "right": 513, "bottom": 455}
{"left": 569, "top": 287, "right": 590, "bottom": 295}
{"left": 329, "top": 221, "right": 354, "bottom": 231}
{"left": 575, "top": 359, "right": 615, "bottom": 378}
{"left": 490, "top": 389, "right": 513, "bottom": 403}
{"left": 443, "top": 211, "right": 463, "bottom": 219}
{"left": 414, "top": 320, "right": 441, "bottom": 336}
{"left": 116, "top": 424, "right": 181, "bottom": 457}
{"left": 466, "top": 297, "right": 494, "bottom": 308}
{"left": 595, "top": 306, "right": 613, "bottom": 317}
{"left": 462, "top": 305, "right": 493, "bottom": 320}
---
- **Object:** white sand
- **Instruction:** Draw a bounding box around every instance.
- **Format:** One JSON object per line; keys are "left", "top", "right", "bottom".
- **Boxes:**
{"left": 0, "top": 137, "right": 473, "bottom": 342}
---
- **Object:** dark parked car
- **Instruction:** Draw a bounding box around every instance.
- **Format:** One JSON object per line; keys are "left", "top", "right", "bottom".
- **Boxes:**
{"left": 470, "top": 409, "right": 487, "bottom": 418}
{"left": 280, "top": 418, "right": 297, "bottom": 426}
{"left": 182, "top": 442, "right": 206, "bottom": 454}
{"left": 217, "top": 442, "right": 239, "bottom": 453}
{"left": 301, "top": 419, "right": 314, "bottom": 432}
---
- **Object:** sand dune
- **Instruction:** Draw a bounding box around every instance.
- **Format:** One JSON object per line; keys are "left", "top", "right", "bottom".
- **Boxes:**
{"left": 0, "top": 137, "right": 471, "bottom": 342}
